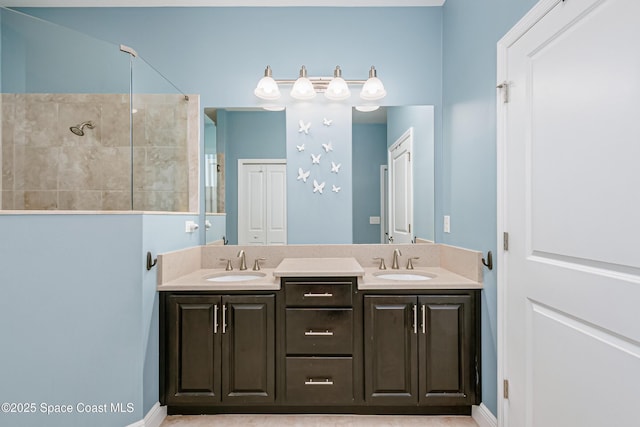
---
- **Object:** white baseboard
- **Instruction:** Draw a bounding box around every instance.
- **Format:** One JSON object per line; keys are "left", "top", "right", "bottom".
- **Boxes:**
{"left": 473, "top": 403, "right": 497, "bottom": 427}
{"left": 125, "top": 402, "right": 167, "bottom": 427}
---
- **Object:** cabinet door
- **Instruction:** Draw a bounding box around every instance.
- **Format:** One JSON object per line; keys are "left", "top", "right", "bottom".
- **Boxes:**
{"left": 418, "top": 295, "right": 475, "bottom": 406}
{"left": 166, "top": 295, "right": 221, "bottom": 405}
{"left": 364, "top": 295, "right": 418, "bottom": 404}
{"left": 222, "top": 295, "right": 275, "bottom": 403}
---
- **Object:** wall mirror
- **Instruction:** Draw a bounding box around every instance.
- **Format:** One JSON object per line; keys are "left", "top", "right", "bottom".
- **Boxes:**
{"left": 203, "top": 105, "right": 434, "bottom": 245}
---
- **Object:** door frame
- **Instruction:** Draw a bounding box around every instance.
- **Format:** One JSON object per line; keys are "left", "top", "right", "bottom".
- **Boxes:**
{"left": 380, "top": 164, "right": 388, "bottom": 244}
{"left": 237, "top": 158, "right": 287, "bottom": 245}
{"left": 496, "top": 1, "right": 562, "bottom": 425}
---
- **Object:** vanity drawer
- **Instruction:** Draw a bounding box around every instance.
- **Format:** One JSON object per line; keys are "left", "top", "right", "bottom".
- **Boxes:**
{"left": 286, "top": 357, "right": 353, "bottom": 404}
{"left": 286, "top": 308, "right": 353, "bottom": 355}
{"left": 285, "top": 282, "right": 352, "bottom": 307}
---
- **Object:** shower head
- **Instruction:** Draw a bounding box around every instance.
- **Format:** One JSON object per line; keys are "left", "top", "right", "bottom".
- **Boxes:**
{"left": 70, "top": 121, "right": 95, "bottom": 136}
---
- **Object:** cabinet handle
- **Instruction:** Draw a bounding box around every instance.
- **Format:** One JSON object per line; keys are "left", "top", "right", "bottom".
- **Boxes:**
{"left": 413, "top": 304, "right": 417, "bottom": 334}
{"left": 304, "top": 330, "right": 334, "bottom": 336}
{"left": 303, "top": 292, "right": 333, "bottom": 297}
{"left": 213, "top": 304, "right": 218, "bottom": 334}
{"left": 421, "top": 304, "right": 426, "bottom": 334}
{"left": 222, "top": 304, "right": 227, "bottom": 334}
{"left": 305, "top": 379, "right": 334, "bottom": 386}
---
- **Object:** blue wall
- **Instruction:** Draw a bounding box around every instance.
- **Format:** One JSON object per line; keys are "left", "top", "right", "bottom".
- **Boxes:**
{"left": 287, "top": 103, "right": 352, "bottom": 244}
{"left": 352, "top": 123, "right": 387, "bottom": 244}
{"left": 441, "top": 0, "right": 538, "bottom": 415}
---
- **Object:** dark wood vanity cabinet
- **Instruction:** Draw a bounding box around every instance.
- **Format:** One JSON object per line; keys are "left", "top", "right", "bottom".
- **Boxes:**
{"left": 283, "top": 278, "right": 357, "bottom": 405}
{"left": 161, "top": 282, "right": 479, "bottom": 415}
{"left": 163, "top": 294, "right": 275, "bottom": 407}
{"left": 364, "top": 294, "right": 478, "bottom": 407}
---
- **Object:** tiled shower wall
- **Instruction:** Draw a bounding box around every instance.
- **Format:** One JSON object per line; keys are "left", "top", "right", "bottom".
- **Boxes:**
{"left": 1, "top": 93, "right": 199, "bottom": 211}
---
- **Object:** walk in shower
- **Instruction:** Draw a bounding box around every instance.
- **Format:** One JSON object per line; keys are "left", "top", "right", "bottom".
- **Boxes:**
{"left": 0, "top": 8, "right": 199, "bottom": 212}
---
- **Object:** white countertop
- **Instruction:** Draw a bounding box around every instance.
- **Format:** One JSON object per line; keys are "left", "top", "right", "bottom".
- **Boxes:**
{"left": 273, "top": 257, "right": 365, "bottom": 278}
{"left": 157, "top": 258, "right": 482, "bottom": 291}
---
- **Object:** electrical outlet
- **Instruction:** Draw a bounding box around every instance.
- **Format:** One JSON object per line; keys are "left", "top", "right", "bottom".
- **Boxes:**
{"left": 185, "top": 220, "right": 199, "bottom": 233}
{"left": 369, "top": 216, "right": 381, "bottom": 225}
{"left": 444, "top": 215, "right": 451, "bottom": 233}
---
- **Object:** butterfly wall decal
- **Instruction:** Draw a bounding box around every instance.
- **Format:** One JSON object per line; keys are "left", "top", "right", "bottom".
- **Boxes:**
{"left": 313, "top": 180, "right": 325, "bottom": 194}
{"left": 323, "top": 118, "right": 333, "bottom": 126}
{"left": 331, "top": 161, "right": 342, "bottom": 173}
{"left": 311, "top": 153, "right": 321, "bottom": 164}
{"left": 296, "top": 144, "right": 305, "bottom": 152}
{"left": 298, "top": 120, "right": 311, "bottom": 134}
{"left": 322, "top": 142, "right": 333, "bottom": 153}
{"left": 332, "top": 185, "right": 341, "bottom": 193}
{"left": 297, "top": 168, "right": 310, "bottom": 183}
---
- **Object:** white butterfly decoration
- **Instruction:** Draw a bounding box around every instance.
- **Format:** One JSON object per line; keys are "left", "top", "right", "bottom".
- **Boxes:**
{"left": 331, "top": 161, "right": 342, "bottom": 174}
{"left": 298, "top": 120, "right": 311, "bottom": 134}
{"left": 297, "top": 168, "right": 310, "bottom": 183}
{"left": 296, "top": 144, "right": 305, "bottom": 152}
{"left": 332, "top": 185, "right": 341, "bottom": 193}
{"left": 311, "top": 153, "right": 321, "bottom": 164}
{"left": 323, "top": 118, "right": 333, "bottom": 127}
{"left": 313, "top": 180, "right": 326, "bottom": 194}
{"left": 321, "top": 142, "right": 333, "bottom": 153}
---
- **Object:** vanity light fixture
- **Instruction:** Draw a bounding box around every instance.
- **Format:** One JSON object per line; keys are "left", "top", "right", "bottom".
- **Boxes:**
{"left": 254, "top": 65, "right": 281, "bottom": 100}
{"left": 325, "top": 66, "right": 351, "bottom": 101}
{"left": 291, "top": 65, "right": 317, "bottom": 100}
{"left": 254, "top": 65, "right": 386, "bottom": 102}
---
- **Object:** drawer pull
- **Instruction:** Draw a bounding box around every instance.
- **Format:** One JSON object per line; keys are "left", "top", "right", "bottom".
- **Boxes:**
{"left": 304, "top": 330, "right": 334, "bottom": 336}
{"left": 303, "top": 292, "right": 333, "bottom": 297}
{"left": 305, "top": 378, "right": 334, "bottom": 386}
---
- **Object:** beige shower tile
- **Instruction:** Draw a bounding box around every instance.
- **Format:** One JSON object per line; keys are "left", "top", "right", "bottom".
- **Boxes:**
{"left": 58, "top": 191, "right": 103, "bottom": 210}
{"left": 13, "top": 146, "right": 59, "bottom": 190}
{"left": 98, "top": 147, "right": 131, "bottom": 191}
{"left": 144, "top": 147, "right": 188, "bottom": 192}
{"left": 102, "top": 191, "right": 132, "bottom": 210}
{"left": 133, "top": 190, "right": 188, "bottom": 211}
{"left": 2, "top": 139, "right": 14, "bottom": 190}
{"left": 101, "top": 102, "right": 131, "bottom": 147}
{"left": 24, "top": 100, "right": 59, "bottom": 147}
{"left": 58, "top": 102, "right": 102, "bottom": 146}
{"left": 21, "top": 190, "right": 58, "bottom": 210}
{"left": 1, "top": 190, "right": 14, "bottom": 209}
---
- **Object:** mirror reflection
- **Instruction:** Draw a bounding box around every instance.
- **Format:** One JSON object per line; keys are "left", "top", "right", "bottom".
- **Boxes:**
{"left": 204, "top": 105, "right": 433, "bottom": 245}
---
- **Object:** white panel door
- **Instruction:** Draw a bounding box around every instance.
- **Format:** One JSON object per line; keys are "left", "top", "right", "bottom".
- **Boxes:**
{"left": 388, "top": 128, "right": 413, "bottom": 244}
{"left": 265, "top": 164, "right": 287, "bottom": 245}
{"left": 499, "top": 1, "right": 640, "bottom": 426}
{"left": 238, "top": 160, "right": 286, "bottom": 245}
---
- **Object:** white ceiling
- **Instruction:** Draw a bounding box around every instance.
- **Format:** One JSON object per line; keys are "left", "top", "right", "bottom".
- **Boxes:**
{"left": 0, "top": 0, "right": 444, "bottom": 7}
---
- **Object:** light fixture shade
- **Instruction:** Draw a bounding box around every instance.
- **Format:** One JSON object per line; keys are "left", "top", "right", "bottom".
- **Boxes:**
{"left": 291, "top": 65, "right": 316, "bottom": 100}
{"left": 254, "top": 66, "right": 281, "bottom": 100}
{"left": 360, "top": 66, "right": 387, "bottom": 101}
{"left": 355, "top": 105, "right": 380, "bottom": 112}
{"left": 325, "top": 66, "right": 351, "bottom": 100}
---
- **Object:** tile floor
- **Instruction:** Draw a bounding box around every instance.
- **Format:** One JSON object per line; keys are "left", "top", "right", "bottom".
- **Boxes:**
{"left": 160, "top": 414, "right": 479, "bottom": 427}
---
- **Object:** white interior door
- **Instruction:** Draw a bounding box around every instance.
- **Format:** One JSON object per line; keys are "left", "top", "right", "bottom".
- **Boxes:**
{"left": 388, "top": 128, "right": 413, "bottom": 244}
{"left": 238, "top": 160, "right": 286, "bottom": 245}
{"left": 498, "top": 1, "right": 640, "bottom": 426}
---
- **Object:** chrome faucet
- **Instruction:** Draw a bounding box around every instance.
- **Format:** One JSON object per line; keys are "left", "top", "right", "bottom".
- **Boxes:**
{"left": 391, "top": 248, "right": 402, "bottom": 269}
{"left": 237, "top": 250, "right": 247, "bottom": 271}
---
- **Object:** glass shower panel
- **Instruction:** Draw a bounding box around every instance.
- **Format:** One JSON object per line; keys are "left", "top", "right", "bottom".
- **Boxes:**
{"left": 1, "top": 8, "right": 131, "bottom": 210}
{"left": 131, "top": 56, "right": 197, "bottom": 212}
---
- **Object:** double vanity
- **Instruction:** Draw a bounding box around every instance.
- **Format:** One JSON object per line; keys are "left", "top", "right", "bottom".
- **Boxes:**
{"left": 157, "top": 243, "right": 482, "bottom": 415}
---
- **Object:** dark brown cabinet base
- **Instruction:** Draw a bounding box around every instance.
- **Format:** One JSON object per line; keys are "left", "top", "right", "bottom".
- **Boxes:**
{"left": 160, "top": 279, "right": 480, "bottom": 415}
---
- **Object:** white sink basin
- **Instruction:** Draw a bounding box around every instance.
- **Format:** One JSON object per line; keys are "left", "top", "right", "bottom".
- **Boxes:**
{"left": 374, "top": 272, "right": 435, "bottom": 281}
{"left": 205, "top": 272, "right": 267, "bottom": 282}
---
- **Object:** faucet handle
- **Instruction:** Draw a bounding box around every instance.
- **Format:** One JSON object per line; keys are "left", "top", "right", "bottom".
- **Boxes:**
{"left": 373, "top": 257, "right": 387, "bottom": 270}
{"left": 253, "top": 257, "right": 266, "bottom": 271}
{"left": 406, "top": 257, "right": 420, "bottom": 270}
{"left": 219, "top": 258, "right": 233, "bottom": 271}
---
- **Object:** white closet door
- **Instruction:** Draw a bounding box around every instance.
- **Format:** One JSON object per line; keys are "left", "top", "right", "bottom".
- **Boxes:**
{"left": 238, "top": 160, "right": 287, "bottom": 245}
